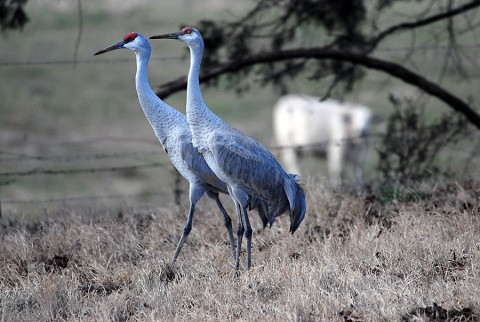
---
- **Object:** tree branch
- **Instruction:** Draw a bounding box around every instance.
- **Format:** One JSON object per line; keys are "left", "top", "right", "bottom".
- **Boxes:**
{"left": 371, "top": 0, "right": 480, "bottom": 47}
{"left": 154, "top": 47, "right": 480, "bottom": 130}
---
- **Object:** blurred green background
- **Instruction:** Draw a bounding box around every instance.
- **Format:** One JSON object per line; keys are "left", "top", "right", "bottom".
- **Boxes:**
{"left": 1, "top": 0, "right": 479, "bottom": 216}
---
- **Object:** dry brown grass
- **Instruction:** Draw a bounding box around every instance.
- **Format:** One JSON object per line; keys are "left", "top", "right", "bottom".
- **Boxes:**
{"left": 1, "top": 179, "right": 479, "bottom": 321}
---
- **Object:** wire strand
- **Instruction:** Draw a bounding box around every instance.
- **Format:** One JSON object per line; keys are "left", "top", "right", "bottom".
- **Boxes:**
{"left": 1, "top": 191, "right": 170, "bottom": 205}
{"left": 0, "top": 56, "right": 184, "bottom": 67}
{"left": 0, "top": 162, "right": 170, "bottom": 178}
{"left": 0, "top": 150, "right": 164, "bottom": 162}
{"left": 1, "top": 44, "right": 479, "bottom": 67}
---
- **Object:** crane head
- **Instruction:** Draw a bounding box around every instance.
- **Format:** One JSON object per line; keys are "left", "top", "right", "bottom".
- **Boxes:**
{"left": 150, "top": 27, "right": 203, "bottom": 48}
{"left": 94, "top": 32, "right": 150, "bottom": 56}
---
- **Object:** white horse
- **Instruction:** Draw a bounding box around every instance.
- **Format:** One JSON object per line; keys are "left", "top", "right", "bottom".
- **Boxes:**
{"left": 273, "top": 94, "right": 372, "bottom": 186}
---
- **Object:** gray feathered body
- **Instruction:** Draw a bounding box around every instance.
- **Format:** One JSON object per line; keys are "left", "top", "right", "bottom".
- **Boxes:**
{"left": 189, "top": 100, "right": 305, "bottom": 232}
{"left": 138, "top": 87, "right": 226, "bottom": 194}
{"left": 184, "top": 40, "right": 306, "bottom": 233}
{"left": 135, "top": 50, "right": 226, "bottom": 193}
{"left": 133, "top": 36, "right": 271, "bottom": 228}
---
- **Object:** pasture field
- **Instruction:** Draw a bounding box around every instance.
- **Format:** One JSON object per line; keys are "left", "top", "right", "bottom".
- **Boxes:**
{"left": 1, "top": 0, "right": 479, "bottom": 215}
{"left": 1, "top": 1, "right": 480, "bottom": 320}
{"left": 1, "top": 179, "right": 479, "bottom": 321}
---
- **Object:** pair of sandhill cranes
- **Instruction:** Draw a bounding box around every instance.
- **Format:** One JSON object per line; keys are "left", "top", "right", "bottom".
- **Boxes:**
{"left": 94, "top": 28, "right": 306, "bottom": 271}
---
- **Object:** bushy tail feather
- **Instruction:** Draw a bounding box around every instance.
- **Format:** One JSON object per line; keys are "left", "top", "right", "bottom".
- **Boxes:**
{"left": 249, "top": 173, "right": 306, "bottom": 233}
{"left": 283, "top": 175, "right": 296, "bottom": 212}
{"left": 277, "top": 173, "right": 307, "bottom": 234}
{"left": 250, "top": 197, "right": 275, "bottom": 229}
{"left": 289, "top": 184, "right": 306, "bottom": 234}
{"left": 272, "top": 195, "right": 289, "bottom": 219}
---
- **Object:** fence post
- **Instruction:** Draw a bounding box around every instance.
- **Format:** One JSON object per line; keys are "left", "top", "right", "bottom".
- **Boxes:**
{"left": 173, "top": 168, "right": 183, "bottom": 207}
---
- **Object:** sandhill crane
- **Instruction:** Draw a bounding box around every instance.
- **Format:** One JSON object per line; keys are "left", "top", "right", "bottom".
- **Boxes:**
{"left": 94, "top": 32, "right": 272, "bottom": 264}
{"left": 150, "top": 27, "right": 306, "bottom": 270}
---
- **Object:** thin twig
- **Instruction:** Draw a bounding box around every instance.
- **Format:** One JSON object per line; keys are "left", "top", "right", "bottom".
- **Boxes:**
{"left": 73, "top": 0, "right": 83, "bottom": 68}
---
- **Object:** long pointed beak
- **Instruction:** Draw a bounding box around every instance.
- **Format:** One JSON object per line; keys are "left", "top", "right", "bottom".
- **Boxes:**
{"left": 150, "top": 32, "right": 181, "bottom": 40}
{"left": 94, "top": 40, "right": 125, "bottom": 56}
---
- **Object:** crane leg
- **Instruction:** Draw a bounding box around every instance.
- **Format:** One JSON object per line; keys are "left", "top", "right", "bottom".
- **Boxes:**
{"left": 235, "top": 203, "right": 244, "bottom": 270}
{"left": 242, "top": 205, "right": 253, "bottom": 270}
{"left": 172, "top": 203, "right": 195, "bottom": 263}
{"left": 211, "top": 193, "right": 236, "bottom": 258}
{"left": 172, "top": 187, "right": 203, "bottom": 263}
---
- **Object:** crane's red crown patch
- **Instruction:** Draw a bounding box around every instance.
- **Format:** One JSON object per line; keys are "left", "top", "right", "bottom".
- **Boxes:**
{"left": 181, "top": 27, "right": 192, "bottom": 34}
{"left": 124, "top": 32, "right": 138, "bottom": 43}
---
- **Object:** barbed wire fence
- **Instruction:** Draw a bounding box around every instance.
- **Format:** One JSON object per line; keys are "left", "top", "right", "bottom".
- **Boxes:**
{"left": 1, "top": 44, "right": 480, "bottom": 68}
{"left": 1, "top": 128, "right": 479, "bottom": 218}
{"left": 0, "top": 154, "right": 180, "bottom": 218}
{"left": 1, "top": 42, "right": 479, "bottom": 216}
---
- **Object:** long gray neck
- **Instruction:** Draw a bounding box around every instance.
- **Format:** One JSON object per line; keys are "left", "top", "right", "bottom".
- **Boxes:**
{"left": 186, "top": 43, "right": 223, "bottom": 141}
{"left": 135, "top": 50, "right": 186, "bottom": 145}
{"left": 186, "top": 44, "right": 206, "bottom": 116}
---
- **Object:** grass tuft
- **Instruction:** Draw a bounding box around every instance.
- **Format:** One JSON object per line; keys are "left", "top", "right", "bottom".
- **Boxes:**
{"left": 1, "top": 179, "right": 479, "bottom": 320}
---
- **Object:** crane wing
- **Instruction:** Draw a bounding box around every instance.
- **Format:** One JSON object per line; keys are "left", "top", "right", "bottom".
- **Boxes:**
{"left": 180, "top": 139, "right": 228, "bottom": 192}
{"left": 210, "top": 129, "right": 285, "bottom": 200}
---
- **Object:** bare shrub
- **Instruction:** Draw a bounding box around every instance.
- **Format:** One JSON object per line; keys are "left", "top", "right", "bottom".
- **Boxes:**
{"left": 376, "top": 94, "right": 469, "bottom": 202}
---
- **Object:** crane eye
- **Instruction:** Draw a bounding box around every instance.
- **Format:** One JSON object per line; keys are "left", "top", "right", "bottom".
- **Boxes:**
{"left": 181, "top": 27, "right": 192, "bottom": 34}
{"left": 123, "top": 32, "right": 138, "bottom": 43}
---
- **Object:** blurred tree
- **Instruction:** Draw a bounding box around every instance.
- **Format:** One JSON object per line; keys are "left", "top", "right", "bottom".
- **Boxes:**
{"left": 154, "top": 0, "right": 480, "bottom": 129}
{"left": 0, "top": 0, "right": 29, "bottom": 31}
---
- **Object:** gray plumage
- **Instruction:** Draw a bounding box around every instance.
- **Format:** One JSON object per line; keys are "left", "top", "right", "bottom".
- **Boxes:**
{"left": 150, "top": 27, "right": 306, "bottom": 270}
{"left": 94, "top": 32, "right": 272, "bottom": 264}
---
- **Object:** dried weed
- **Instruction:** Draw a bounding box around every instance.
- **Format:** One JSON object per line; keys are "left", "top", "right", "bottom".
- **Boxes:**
{"left": 0, "top": 180, "right": 479, "bottom": 321}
